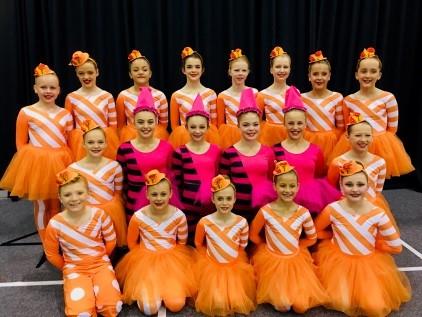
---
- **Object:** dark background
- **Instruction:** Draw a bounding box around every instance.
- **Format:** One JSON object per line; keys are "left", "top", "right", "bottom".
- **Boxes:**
{"left": 0, "top": 0, "right": 421, "bottom": 188}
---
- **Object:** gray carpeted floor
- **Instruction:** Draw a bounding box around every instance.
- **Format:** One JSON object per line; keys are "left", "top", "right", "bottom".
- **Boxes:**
{"left": 0, "top": 189, "right": 421, "bottom": 316}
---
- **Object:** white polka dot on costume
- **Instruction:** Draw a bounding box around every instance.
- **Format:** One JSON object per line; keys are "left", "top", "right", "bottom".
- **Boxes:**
{"left": 93, "top": 285, "right": 99, "bottom": 296}
{"left": 70, "top": 288, "right": 85, "bottom": 301}
{"left": 65, "top": 264, "right": 76, "bottom": 269}
{"left": 77, "top": 313, "right": 90, "bottom": 317}
{"left": 111, "top": 279, "right": 120, "bottom": 291}
{"left": 108, "top": 265, "right": 114, "bottom": 271}
{"left": 66, "top": 273, "right": 80, "bottom": 280}
{"left": 102, "top": 255, "right": 109, "bottom": 261}
{"left": 116, "top": 300, "right": 123, "bottom": 313}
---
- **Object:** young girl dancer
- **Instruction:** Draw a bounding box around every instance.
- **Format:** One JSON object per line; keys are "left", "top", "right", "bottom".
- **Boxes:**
{"left": 168, "top": 47, "right": 220, "bottom": 148}
{"left": 273, "top": 86, "right": 340, "bottom": 214}
{"left": 301, "top": 50, "right": 344, "bottom": 162}
{"left": 329, "top": 47, "right": 414, "bottom": 177}
{"left": 194, "top": 175, "right": 256, "bottom": 316}
{"left": 66, "top": 50, "right": 119, "bottom": 160}
{"left": 172, "top": 94, "right": 221, "bottom": 239}
{"left": 250, "top": 160, "right": 327, "bottom": 313}
{"left": 68, "top": 120, "right": 127, "bottom": 247}
{"left": 0, "top": 64, "right": 73, "bottom": 246}
{"left": 256, "top": 46, "right": 291, "bottom": 146}
{"left": 44, "top": 169, "right": 122, "bottom": 317}
{"left": 217, "top": 48, "right": 257, "bottom": 149}
{"left": 220, "top": 88, "right": 276, "bottom": 222}
{"left": 115, "top": 170, "right": 196, "bottom": 315}
{"left": 314, "top": 160, "right": 411, "bottom": 316}
{"left": 116, "top": 49, "right": 168, "bottom": 143}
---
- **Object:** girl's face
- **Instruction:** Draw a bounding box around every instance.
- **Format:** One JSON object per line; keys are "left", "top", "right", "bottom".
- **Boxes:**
{"left": 238, "top": 112, "right": 260, "bottom": 141}
{"left": 147, "top": 180, "right": 172, "bottom": 211}
{"left": 284, "top": 110, "right": 306, "bottom": 140}
{"left": 186, "top": 115, "right": 208, "bottom": 142}
{"left": 33, "top": 74, "right": 60, "bottom": 104}
{"left": 355, "top": 58, "right": 381, "bottom": 89}
{"left": 270, "top": 55, "right": 291, "bottom": 83}
{"left": 347, "top": 122, "right": 373, "bottom": 153}
{"left": 83, "top": 128, "right": 106, "bottom": 158}
{"left": 182, "top": 56, "right": 203, "bottom": 82}
{"left": 129, "top": 58, "right": 152, "bottom": 86}
{"left": 76, "top": 61, "right": 99, "bottom": 89}
{"left": 134, "top": 111, "right": 157, "bottom": 138}
{"left": 229, "top": 59, "right": 250, "bottom": 86}
{"left": 308, "top": 63, "right": 331, "bottom": 90}
{"left": 340, "top": 172, "right": 369, "bottom": 203}
{"left": 212, "top": 186, "right": 236, "bottom": 215}
{"left": 274, "top": 172, "right": 299, "bottom": 202}
{"left": 59, "top": 179, "right": 88, "bottom": 213}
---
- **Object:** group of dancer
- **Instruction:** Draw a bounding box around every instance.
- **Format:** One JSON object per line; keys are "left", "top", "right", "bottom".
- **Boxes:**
{"left": 0, "top": 45, "right": 414, "bottom": 316}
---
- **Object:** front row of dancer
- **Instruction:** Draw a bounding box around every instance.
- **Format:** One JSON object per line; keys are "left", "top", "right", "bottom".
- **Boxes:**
{"left": 45, "top": 159, "right": 410, "bottom": 317}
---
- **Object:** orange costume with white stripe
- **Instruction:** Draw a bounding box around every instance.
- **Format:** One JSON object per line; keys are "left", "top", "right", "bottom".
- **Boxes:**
{"left": 115, "top": 207, "right": 195, "bottom": 315}
{"left": 330, "top": 92, "right": 414, "bottom": 177}
{"left": 169, "top": 88, "right": 220, "bottom": 148}
{"left": 250, "top": 204, "right": 328, "bottom": 312}
{"left": 194, "top": 214, "right": 256, "bottom": 316}
{"left": 116, "top": 87, "right": 169, "bottom": 142}
{"left": 314, "top": 201, "right": 411, "bottom": 316}
{"left": 65, "top": 90, "right": 120, "bottom": 160}
{"left": 216, "top": 88, "right": 258, "bottom": 149}
{"left": 69, "top": 160, "right": 127, "bottom": 247}
{"left": 44, "top": 207, "right": 122, "bottom": 317}
{"left": 301, "top": 92, "right": 344, "bottom": 162}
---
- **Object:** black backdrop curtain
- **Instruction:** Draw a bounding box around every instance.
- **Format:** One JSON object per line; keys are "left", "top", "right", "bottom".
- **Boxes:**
{"left": 1, "top": 0, "right": 421, "bottom": 187}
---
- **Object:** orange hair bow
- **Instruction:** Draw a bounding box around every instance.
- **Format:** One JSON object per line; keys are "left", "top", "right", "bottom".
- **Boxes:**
{"left": 128, "top": 49, "right": 143, "bottom": 62}
{"left": 273, "top": 160, "right": 295, "bottom": 176}
{"left": 229, "top": 48, "right": 244, "bottom": 61}
{"left": 347, "top": 112, "right": 365, "bottom": 126}
{"left": 211, "top": 175, "right": 232, "bottom": 192}
{"left": 359, "top": 47, "right": 377, "bottom": 60}
{"left": 309, "top": 50, "right": 327, "bottom": 63}
{"left": 181, "top": 47, "right": 195, "bottom": 59}
{"left": 69, "top": 50, "right": 90, "bottom": 67}
{"left": 56, "top": 169, "right": 80, "bottom": 186}
{"left": 270, "top": 46, "right": 287, "bottom": 59}
{"left": 339, "top": 160, "right": 365, "bottom": 177}
{"left": 80, "top": 119, "right": 100, "bottom": 135}
{"left": 34, "top": 63, "right": 55, "bottom": 77}
{"left": 145, "top": 169, "right": 168, "bottom": 186}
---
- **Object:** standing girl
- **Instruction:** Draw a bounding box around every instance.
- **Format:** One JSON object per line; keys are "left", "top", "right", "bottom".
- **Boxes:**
{"left": 250, "top": 160, "right": 327, "bottom": 313}
{"left": 256, "top": 46, "right": 291, "bottom": 146}
{"left": 44, "top": 169, "right": 122, "bottom": 317}
{"left": 66, "top": 50, "right": 119, "bottom": 160}
{"left": 314, "top": 160, "right": 411, "bottom": 316}
{"left": 0, "top": 64, "right": 73, "bottom": 246}
{"left": 68, "top": 120, "right": 127, "bottom": 247}
{"left": 168, "top": 47, "right": 220, "bottom": 148}
{"left": 220, "top": 88, "right": 276, "bottom": 223}
{"left": 329, "top": 47, "right": 414, "bottom": 177}
{"left": 273, "top": 86, "right": 340, "bottom": 214}
{"left": 116, "top": 49, "right": 168, "bottom": 143}
{"left": 194, "top": 175, "right": 256, "bottom": 316}
{"left": 116, "top": 170, "right": 196, "bottom": 315}
{"left": 172, "top": 94, "right": 221, "bottom": 239}
{"left": 301, "top": 50, "right": 344, "bottom": 162}
{"left": 217, "top": 48, "right": 258, "bottom": 149}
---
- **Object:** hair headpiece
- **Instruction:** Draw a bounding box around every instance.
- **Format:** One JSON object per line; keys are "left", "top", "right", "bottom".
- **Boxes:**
{"left": 339, "top": 160, "right": 366, "bottom": 177}
{"left": 309, "top": 50, "right": 328, "bottom": 64}
{"left": 229, "top": 48, "right": 244, "bottom": 61}
{"left": 236, "top": 88, "right": 262, "bottom": 117}
{"left": 211, "top": 175, "right": 233, "bottom": 193}
{"left": 181, "top": 47, "right": 195, "bottom": 59}
{"left": 186, "top": 94, "right": 210, "bottom": 121}
{"left": 127, "top": 49, "right": 150, "bottom": 64}
{"left": 56, "top": 169, "right": 81, "bottom": 187}
{"left": 145, "top": 169, "right": 168, "bottom": 186}
{"left": 359, "top": 47, "right": 377, "bottom": 60}
{"left": 34, "top": 63, "right": 55, "bottom": 77}
{"left": 270, "top": 46, "right": 287, "bottom": 59}
{"left": 68, "top": 51, "right": 91, "bottom": 67}
{"left": 80, "top": 119, "right": 101, "bottom": 135}
{"left": 133, "top": 87, "right": 158, "bottom": 117}
{"left": 346, "top": 112, "right": 368, "bottom": 126}
{"left": 273, "top": 160, "right": 296, "bottom": 176}
{"left": 283, "top": 86, "right": 307, "bottom": 113}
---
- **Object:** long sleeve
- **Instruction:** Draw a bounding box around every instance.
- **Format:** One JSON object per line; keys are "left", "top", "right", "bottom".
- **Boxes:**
{"left": 249, "top": 209, "right": 265, "bottom": 244}
{"left": 385, "top": 94, "right": 398, "bottom": 134}
{"left": 239, "top": 220, "right": 249, "bottom": 249}
{"left": 335, "top": 98, "right": 345, "bottom": 130}
{"left": 44, "top": 225, "right": 65, "bottom": 270}
{"left": 376, "top": 212, "right": 402, "bottom": 254}
{"left": 375, "top": 163, "right": 387, "bottom": 193}
{"left": 107, "top": 96, "right": 118, "bottom": 128}
{"left": 15, "top": 110, "right": 29, "bottom": 150}
{"left": 194, "top": 220, "right": 206, "bottom": 252}
{"left": 171, "top": 149, "right": 183, "bottom": 189}
{"left": 327, "top": 162, "right": 341, "bottom": 188}
{"left": 170, "top": 94, "right": 181, "bottom": 130}
{"left": 127, "top": 216, "right": 140, "bottom": 250}
{"left": 256, "top": 93, "right": 265, "bottom": 114}
{"left": 219, "top": 149, "right": 231, "bottom": 175}
{"left": 314, "top": 207, "right": 333, "bottom": 240}
{"left": 314, "top": 146, "right": 326, "bottom": 177}
{"left": 216, "top": 95, "right": 226, "bottom": 127}
{"left": 177, "top": 213, "right": 188, "bottom": 245}
{"left": 299, "top": 211, "right": 317, "bottom": 248}
{"left": 101, "top": 212, "right": 117, "bottom": 255}
{"left": 209, "top": 94, "right": 218, "bottom": 126}
{"left": 156, "top": 91, "right": 169, "bottom": 127}
{"left": 115, "top": 93, "right": 126, "bottom": 129}
{"left": 114, "top": 164, "right": 123, "bottom": 195}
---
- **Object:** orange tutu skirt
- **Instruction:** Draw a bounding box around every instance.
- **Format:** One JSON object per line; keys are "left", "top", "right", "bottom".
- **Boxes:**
{"left": 115, "top": 244, "right": 196, "bottom": 306}
{"left": 68, "top": 127, "right": 120, "bottom": 160}
{"left": 259, "top": 122, "right": 287, "bottom": 146}
{"left": 0, "top": 144, "right": 73, "bottom": 200}
{"left": 218, "top": 124, "right": 241, "bottom": 150}
{"left": 194, "top": 250, "right": 256, "bottom": 316}
{"left": 119, "top": 124, "right": 169, "bottom": 144}
{"left": 252, "top": 245, "right": 328, "bottom": 313}
{"left": 328, "top": 131, "right": 414, "bottom": 178}
{"left": 168, "top": 124, "right": 220, "bottom": 148}
{"left": 314, "top": 240, "right": 411, "bottom": 317}
{"left": 94, "top": 195, "right": 127, "bottom": 247}
{"left": 304, "top": 130, "right": 339, "bottom": 165}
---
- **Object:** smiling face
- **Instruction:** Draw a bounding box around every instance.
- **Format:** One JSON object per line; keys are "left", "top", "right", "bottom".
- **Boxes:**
{"left": 129, "top": 58, "right": 152, "bottom": 86}
{"left": 82, "top": 128, "right": 106, "bottom": 158}
{"left": 238, "top": 112, "right": 260, "bottom": 141}
{"left": 308, "top": 62, "right": 331, "bottom": 91}
{"left": 340, "top": 172, "right": 369, "bottom": 203}
{"left": 284, "top": 109, "right": 306, "bottom": 140}
{"left": 212, "top": 185, "right": 236, "bottom": 215}
{"left": 134, "top": 110, "right": 157, "bottom": 139}
{"left": 33, "top": 74, "right": 60, "bottom": 104}
{"left": 270, "top": 55, "right": 291, "bottom": 83}
{"left": 229, "top": 58, "right": 250, "bottom": 86}
{"left": 146, "top": 180, "right": 172, "bottom": 212}
{"left": 355, "top": 58, "right": 382, "bottom": 89}
{"left": 182, "top": 56, "right": 203, "bottom": 82}
{"left": 274, "top": 171, "right": 299, "bottom": 202}
{"left": 76, "top": 61, "right": 99, "bottom": 89}
{"left": 186, "top": 115, "right": 209, "bottom": 142}
{"left": 59, "top": 178, "right": 89, "bottom": 213}
{"left": 347, "top": 122, "right": 373, "bottom": 154}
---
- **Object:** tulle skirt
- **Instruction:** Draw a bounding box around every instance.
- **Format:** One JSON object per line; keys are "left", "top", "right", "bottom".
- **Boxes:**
{"left": 194, "top": 250, "right": 256, "bottom": 316}
{"left": 168, "top": 124, "right": 220, "bottom": 148}
{"left": 68, "top": 127, "right": 120, "bottom": 160}
{"left": 252, "top": 245, "right": 328, "bottom": 313}
{"left": 328, "top": 131, "right": 414, "bottom": 178}
{"left": 0, "top": 144, "right": 73, "bottom": 200}
{"left": 218, "top": 123, "right": 241, "bottom": 150}
{"left": 314, "top": 240, "right": 411, "bottom": 317}
{"left": 119, "top": 124, "right": 169, "bottom": 144}
{"left": 259, "top": 122, "right": 287, "bottom": 146}
{"left": 295, "top": 179, "right": 341, "bottom": 213}
{"left": 304, "top": 130, "right": 340, "bottom": 165}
